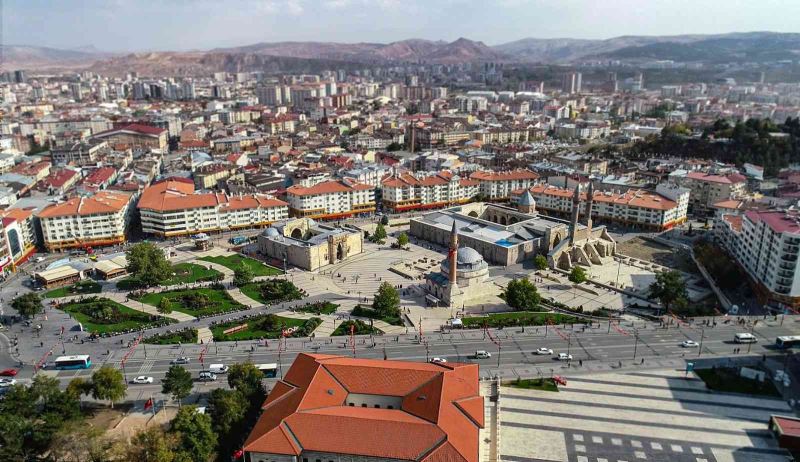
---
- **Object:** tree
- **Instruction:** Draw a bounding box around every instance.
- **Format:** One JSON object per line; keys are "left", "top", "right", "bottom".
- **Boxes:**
{"left": 126, "top": 242, "right": 172, "bottom": 287}
{"left": 227, "top": 362, "right": 264, "bottom": 399}
{"left": 157, "top": 297, "right": 172, "bottom": 314}
{"left": 91, "top": 365, "right": 126, "bottom": 408}
{"left": 386, "top": 142, "right": 403, "bottom": 151}
{"left": 568, "top": 266, "right": 588, "bottom": 284}
{"left": 171, "top": 406, "right": 217, "bottom": 462}
{"left": 648, "top": 270, "right": 688, "bottom": 312}
{"left": 396, "top": 232, "right": 409, "bottom": 248}
{"left": 373, "top": 282, "right": 400, "bottom": 318}
{"left": 48, "top": 422, "right": 114, "bottom": 462}
{"left": 207, "top": 388, "right": 248, "bottom": 437}
{"left": 380, "top": 214, "right": 390, "bottom": 226}
{"left": 125, "top": 426, "right": 181, "bottom": 462}
{"left": 162, "top": 365, "right": 193, "bottom": 406}
{"left": 503, "top": 278, "right": 541, "bottom": 311}
{"left": 12, "top": 292, "right": 43, "bottom": 318}
{"left": 534, "top": 254, "right": 548, "bottom": 270}
{"left": 372, "top": 223, "right": 387, "bottom": 244}
{"left": 233, "top": 262, "right": 254, "bottom": 287}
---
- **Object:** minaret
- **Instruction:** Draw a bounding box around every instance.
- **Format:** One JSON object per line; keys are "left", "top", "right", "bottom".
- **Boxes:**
{"left": 584, "top": 182, "right": 594, "bottom": 238}
{"left": 448, "top": 220, "right": 458, "bottom": 284}
{"left": 568, "top": 184, "right": 580, "bottom": 245}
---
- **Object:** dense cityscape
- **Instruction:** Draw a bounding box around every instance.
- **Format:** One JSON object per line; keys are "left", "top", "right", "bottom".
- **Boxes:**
{"left": 2, "top": 2, "right": 800, "bottom": 462}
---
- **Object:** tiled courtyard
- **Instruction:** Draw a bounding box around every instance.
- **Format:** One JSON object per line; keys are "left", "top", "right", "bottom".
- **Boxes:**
{"left": 500, "top": 368, "right": 791, "bottom": 462}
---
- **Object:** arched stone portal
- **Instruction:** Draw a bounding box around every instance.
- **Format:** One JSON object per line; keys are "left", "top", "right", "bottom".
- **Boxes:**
{"left": 510, "top": 217, "right": 518, "bottom": 224}
{"left": 500, "top": 216, "right": 507, "bottom": 225}
{"left": 468, "top": 211, "right": 479, "bottom": 218}
{"left": 291, "top": 228, "right": 303, "bottom": 240}
{"left": 337, "top": 242, "right": 345, "bottom": 260}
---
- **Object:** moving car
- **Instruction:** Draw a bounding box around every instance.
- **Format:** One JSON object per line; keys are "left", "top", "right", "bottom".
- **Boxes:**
{"left": 0, "top": 368, "right": 18, "bottom": 376}
{"left": 131, "top": 376, "right": 154, "bottom": 384}
{"left": 535, "top": 347, "right": 553, "bottom": 355}
{"left": 681, "top": 340, "right": 699, "bottom": 348}
{"left": 475, "top": 350, "right": 492, "bottom": 359}
{"left": 556, "top": 353, "right": 573, "bottom": 361}
{"left": 171, "top": 356, "right": 190, "bottom": 365}
{"left": 0, "top": 378, "right": 17, "bottom": 387}
{"left": 429, "top": 357, "right": 447, "bottom": 363}
{"left": 209, "top": 364, "right": 229, "bottom": 374}
{"left": 198, "top": 371, "right": 217, "bottom": 381}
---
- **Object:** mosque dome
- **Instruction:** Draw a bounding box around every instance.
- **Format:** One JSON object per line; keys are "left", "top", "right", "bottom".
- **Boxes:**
{"left": 263, "top": 227, "right": 280, "bottom": 238}
{"left": 456, "top": 247, "right": 483, "bottom": 265}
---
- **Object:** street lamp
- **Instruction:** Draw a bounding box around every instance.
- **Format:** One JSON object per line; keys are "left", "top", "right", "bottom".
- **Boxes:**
{"left": 698, "top": 326, "right": 705, "bottom": 357}
{"left": 632, "top": 329, "right": 639, "bottom": 360}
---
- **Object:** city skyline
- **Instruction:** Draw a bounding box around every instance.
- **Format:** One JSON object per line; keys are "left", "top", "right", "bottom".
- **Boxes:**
{"left": 5, "top": 0, "right": 800, "bottom": 52}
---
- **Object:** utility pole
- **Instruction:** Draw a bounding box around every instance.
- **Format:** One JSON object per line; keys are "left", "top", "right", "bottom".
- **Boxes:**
{"left": 698, "top": 327, "right": 705, "bottom": 357}
{"left": 633, "top": 329, "right": 639, "bottom": 360}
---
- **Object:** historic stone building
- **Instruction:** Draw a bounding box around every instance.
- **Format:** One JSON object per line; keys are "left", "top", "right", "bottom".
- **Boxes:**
{"left": 257, "top": 217, "right": 363, "bottom": 271}
{"left": 425, "top": 221, "right": 492, "bottom": 307}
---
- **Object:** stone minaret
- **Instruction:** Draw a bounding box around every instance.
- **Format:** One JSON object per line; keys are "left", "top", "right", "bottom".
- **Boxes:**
{"left": 448, "top": 220, "right": 458, "bottom": 284}
{"left": 568, "top": 184, "right": 581, "bottom": 245}
{"left": 584, "top": 182, "right": 594, "bottom": 238}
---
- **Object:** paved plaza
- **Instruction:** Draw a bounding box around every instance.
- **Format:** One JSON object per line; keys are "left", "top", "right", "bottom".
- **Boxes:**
{"left": 499, "top": 368, "right": 792, "bottom": 462}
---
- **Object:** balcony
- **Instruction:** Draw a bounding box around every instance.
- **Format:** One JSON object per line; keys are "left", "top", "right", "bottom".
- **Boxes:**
{"left": 783, "top": 245, "right": 800, "bottom": 254}
{"left": 781, "top": 254, "right": 798, "bottom": 262}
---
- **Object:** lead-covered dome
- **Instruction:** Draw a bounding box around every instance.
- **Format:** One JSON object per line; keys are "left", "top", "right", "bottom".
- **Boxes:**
{"left": 263, "top": 227, "right": 280, "bottom": 238}
{"left": 457, "top": 247, "right": 483, "bottom": 265}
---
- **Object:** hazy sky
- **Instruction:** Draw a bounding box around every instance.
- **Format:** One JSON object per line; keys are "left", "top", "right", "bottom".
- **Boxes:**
{"left": 5, "top": 0, "right": 800, "bottom": 52}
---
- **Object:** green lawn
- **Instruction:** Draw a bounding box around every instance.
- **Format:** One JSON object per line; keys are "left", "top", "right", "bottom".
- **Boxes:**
{"left": 505, "top": 378, "right": 559, "bottom": 392}
{"left": 59, "top": 297, "right": 171, "bottom": 334}
{"left": 462, "top": 311, "right": 585, "bottom": 329}
{"left": 135, "top": 287, "right": 244, "bottom": 317}
{"left": 351, "top": 305, "right": 403, "bottom": 326}
{"left": 143, "top": 328, "right": 198, "bottom": 345}
{"left": 199, "top": 254, "right": 282, "bottom": 277}
{"left": 332, "top": 319, "right": 383, "bottom": 336}
{"left": 45, "top": 280, "right": 102, "bottom": 299}
{"left": 295, "top": 301, "right": 338, "bottom": 315}
{"left": 695, "top": 367, "right": 781, "bottom": 397}
{"left": 117, "top": 263, "right": 222, "bottom": 290}
{"left": 211, "top": 314, "right": 309, "bottom": 341}
{"left": 238, "top": 279, "right": 303, "bottom": 305}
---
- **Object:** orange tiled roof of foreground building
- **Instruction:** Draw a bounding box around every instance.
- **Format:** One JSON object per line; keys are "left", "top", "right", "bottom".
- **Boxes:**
{"left": 38, "top": 191, "right": 132, "bottom": 218}
{"left": 243, "top": 353, "right": 484, "bottom": 462}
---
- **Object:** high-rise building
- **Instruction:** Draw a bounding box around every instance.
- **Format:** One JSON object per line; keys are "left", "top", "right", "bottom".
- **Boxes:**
{"left": 181, "top": 80, "right": 196, "bottom": 100}
{"left": 70, "top": 82, "right": 83, "bottom": 102}
{"left": 14, "top": 70, "right": 26, "bottom": 84}
{"left": 561, "top": 72, "right": 582, "bottom": 94}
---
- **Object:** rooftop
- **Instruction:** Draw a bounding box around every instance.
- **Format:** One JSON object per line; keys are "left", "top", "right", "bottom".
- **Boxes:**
{"left": 38, "top": 191, "right": 133, "bottom": 218}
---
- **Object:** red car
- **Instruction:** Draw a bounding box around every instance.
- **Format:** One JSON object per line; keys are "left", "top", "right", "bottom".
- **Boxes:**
{"left": 0, "top": 369, "right": 18, "bottom": 377}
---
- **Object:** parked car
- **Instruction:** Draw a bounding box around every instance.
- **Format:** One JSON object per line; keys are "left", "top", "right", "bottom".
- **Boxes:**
{"left": 171, "top": 356, "right": 190, "bottom": 365}
{"left": 0, "top": 378, "right": 17, "bottom": 387}
{"left": 535, "top": 347, "right": 553, "bottom": 355}
{"left": 0, "top": 368, "right": 18, "bottom": 376}
{"left": 131, "top": 376, "right": 154, "bottom": 384}
{"left": 475, "top": 350, "right": 491, "bottom": 359}
{"left": 198, "top": 371, "right": 217, "bottom": 382}
{"left": 556, "top": 353, "right": 573, "bottom": 361}
{"left": 209, "top": 364, "right": 229, "bottom": 374}
{"left": 681, "top": 340, "right": 699, "bottom": 348}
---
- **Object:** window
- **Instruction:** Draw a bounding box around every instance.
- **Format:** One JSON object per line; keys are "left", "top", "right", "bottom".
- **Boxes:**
{"left": 348, "top": 403, "right": 354, "bottom": 407}
{"left": 361, "top": 403, "right": 367, "bottom": 407}
{"left": 374, "top": 404, "right": 380, "bottom": 408}
{"left": 387, "top": 405, "right": 394, "bottom": 409}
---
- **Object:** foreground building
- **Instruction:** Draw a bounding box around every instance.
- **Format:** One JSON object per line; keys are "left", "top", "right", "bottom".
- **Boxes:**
{"left": 138, "top": 180, "right": 288, "bottom": 237}
{"left": 284, "top": 180, "right": 376, "bottom": 220}
{"left": 92, "top": 123, "right": 169, "bottom": 153}
{"left": 37, "top": 191, "right": 135, "bottom": 250}
{"left": 469, "top": 169, "right": 539, "bottom": 201}
{"left": 257, "top": 217, "right": 363, "bottom": 270}
{"left": 381, "top": 171, "right": 479, "bottom": 212}
{"left": 715, "top": 208, "right": 800, "bottom": 310}
{"left": 243, "top": 353, "right": 484, "bottom": 462}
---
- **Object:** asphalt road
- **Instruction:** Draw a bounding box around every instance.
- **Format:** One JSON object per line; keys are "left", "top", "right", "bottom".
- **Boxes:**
{"left": 20, "top": 317, "right": 799, "bottom": 402}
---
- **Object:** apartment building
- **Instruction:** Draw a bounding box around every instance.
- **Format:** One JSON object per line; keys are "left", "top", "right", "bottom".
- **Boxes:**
{"left": 382, "top": 171, "right": 479, "bottom": 212}
{"left": 50, "top": 140, "right": 108, "bottom": 166}
{"left": 680, "top": 171, "right": 747, "bottom": 215}
{"left": 37, "top": 191, "right": 135, "bottom": 251}
{"left": 512, "top": 183, "right": 688, "bottom": 231}
{"left": 243, "top": 354, "right": 483, "bottom": 462}
{"left": 469, "top": 169, "right": 539, "bottom": 201}
{"left": 1, "top": 207, "right": 37, "bottom": 265}
{"left": 138, "top": 180, "right": 288, "bottom": 237}
{"left": 715, "top": 209, "right": 800, "bottom": 309}
{"left": 285, "top": 180, "right": 375, "bottom": 220}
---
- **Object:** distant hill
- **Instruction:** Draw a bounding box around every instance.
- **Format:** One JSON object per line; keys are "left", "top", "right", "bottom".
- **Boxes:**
{"left": 493, "top": 32, "right": 800, "bottom": 63}
{"left": 1, "top": 45, "right": 111, "bottom": 69}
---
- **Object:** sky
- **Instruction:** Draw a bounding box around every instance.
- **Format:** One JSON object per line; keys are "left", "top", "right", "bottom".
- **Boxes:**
{"left": 4, "top": 0, "right": 800, "bottom": 52}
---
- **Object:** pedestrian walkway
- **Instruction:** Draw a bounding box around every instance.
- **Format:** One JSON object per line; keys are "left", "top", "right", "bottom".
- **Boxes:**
{"left": 196, "top": 327, "right": 213, "bottom": 344}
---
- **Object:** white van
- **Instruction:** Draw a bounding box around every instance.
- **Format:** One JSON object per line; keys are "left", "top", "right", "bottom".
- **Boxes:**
{"left": 208, "top": 364, "right": 229, "bottom": 374}
{"left": 734, "top": 333, "right": 757, "bottom": 343}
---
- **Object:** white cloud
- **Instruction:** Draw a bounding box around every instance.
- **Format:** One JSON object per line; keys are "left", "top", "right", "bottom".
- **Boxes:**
{"left": 286, "top": 0, "right": 304, "bottom": 15}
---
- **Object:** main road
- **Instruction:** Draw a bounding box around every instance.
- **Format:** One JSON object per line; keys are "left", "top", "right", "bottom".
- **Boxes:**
{"left": 23, "top": 316, "right": 799, "bottom": 403}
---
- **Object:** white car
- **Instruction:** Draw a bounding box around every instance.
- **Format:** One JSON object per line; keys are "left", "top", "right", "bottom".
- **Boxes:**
{"left": 429, "top": 357, "right": 447, "bottom": 363}
{"left": 0, "top": 378, "right": 17, "bottom": 387}
{"left": 198, "top": 371, "right": 217, "bottom": 382}
{"left": 556, "top": 353, "right": 573, "bottom": 361}
{"left": 681, "top": 340, "right": 699, "bottom": 348}
{"left": 131, "top": 376, "right": 154, "bottom": 384}
{"left": 535, "top": 347, "right": 554, "bottom": 355}
{"left": 171, "top": 356, "right": 190, "bottom": 365}
{"left": 475, "top": 350, "right": 492, "bottom": 359}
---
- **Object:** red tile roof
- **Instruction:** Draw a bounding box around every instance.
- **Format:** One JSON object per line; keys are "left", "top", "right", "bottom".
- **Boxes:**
{"left": 470, "top": 169, "right": 539, "bottom": 182}
{"left": 745, "top": 210, "right": 800, "bottom": 234}
{"left": 286, "top": 180, "right": 373, "bottom": 197}
{"left": 244, "top": 354, "right": 482, "bottom": 462}
{"left": 686, "top": 171, "right": 747, "bottom": 184}
{"left": 96, "top": 123, "right": 166, "bottom": 137}
{"left": 38, "top": 191, "right": 132, "bottom": 218}
{"left": 41, "top": 169, "right": 79, "bottom": 188}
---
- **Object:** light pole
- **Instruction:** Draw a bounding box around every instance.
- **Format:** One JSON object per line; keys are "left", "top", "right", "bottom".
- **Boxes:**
{"left": 632, "top": 329, "right": 639, "bottom": 360}
{"left": 698, "top": 327, "right": 705, "bottom": 357}
{"left": 747, "top": 321, "right": 756, "bottom": 354}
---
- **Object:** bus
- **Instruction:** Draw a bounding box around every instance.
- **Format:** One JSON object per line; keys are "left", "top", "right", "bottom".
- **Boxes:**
{"left": 53, "top": 355, "right": 92, "bottom": 370}
{"left": 255, "top": 363, "right": 278, "bottom": 378}
{"left": 776, "top": 335, "right": 800, "bottom": 349}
